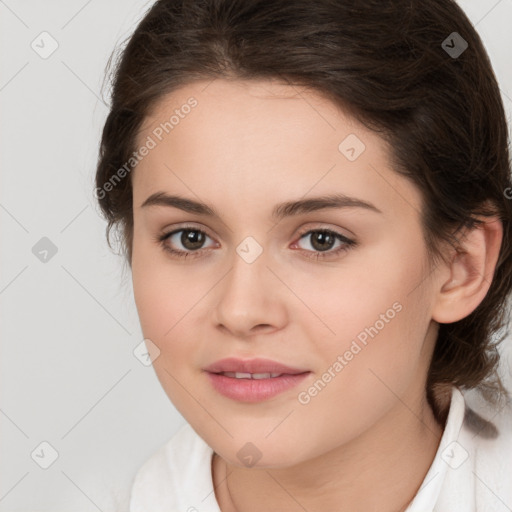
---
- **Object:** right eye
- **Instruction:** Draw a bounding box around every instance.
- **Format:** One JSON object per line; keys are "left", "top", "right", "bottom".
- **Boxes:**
{"left": 158, "top": 227, "right": 218, "bottom": 259}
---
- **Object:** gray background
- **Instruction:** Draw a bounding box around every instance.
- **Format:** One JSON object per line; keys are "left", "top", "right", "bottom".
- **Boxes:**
{"left": 1, "top": 1, "right": 511, "bottom": 511}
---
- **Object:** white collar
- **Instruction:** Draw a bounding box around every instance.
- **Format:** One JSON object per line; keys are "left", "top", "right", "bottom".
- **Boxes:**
{"left": 405, "top": 386, "right": 466, "bottom": 511}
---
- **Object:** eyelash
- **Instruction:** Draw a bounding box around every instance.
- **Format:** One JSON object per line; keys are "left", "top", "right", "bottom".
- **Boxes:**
{"left": 155, "top": 225, "right": 357, "bottom": 261}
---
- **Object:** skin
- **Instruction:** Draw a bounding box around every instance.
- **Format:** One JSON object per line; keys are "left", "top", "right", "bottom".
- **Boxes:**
{"left": 130, "top": 78, "right": 502, "bottom": 511}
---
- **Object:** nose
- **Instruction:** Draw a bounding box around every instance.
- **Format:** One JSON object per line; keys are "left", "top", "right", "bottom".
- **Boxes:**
{"left": 212, "top": 247, "right": 288, "bottom": 339}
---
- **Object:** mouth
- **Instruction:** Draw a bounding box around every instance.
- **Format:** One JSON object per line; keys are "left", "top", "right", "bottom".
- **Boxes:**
{"left": 203, "top": 356, "right": 309, "bottom": 375}
{"left": 203, "top": 357, "right": 311, "bottom": 402}
{"left": 214, "top": 371, "right": 291, "bottom": 379}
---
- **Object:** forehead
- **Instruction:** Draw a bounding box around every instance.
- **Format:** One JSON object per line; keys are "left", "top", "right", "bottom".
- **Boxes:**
{"left": 136, "top": 78, "right": 357, "bottom": 156}
{"left": 131, "top": 78, "right": 422, "bottom": 221}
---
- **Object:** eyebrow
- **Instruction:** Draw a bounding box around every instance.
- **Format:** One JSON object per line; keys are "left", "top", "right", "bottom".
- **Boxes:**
{"left": 140, "top": 191, "right": 382, "bottom": 219}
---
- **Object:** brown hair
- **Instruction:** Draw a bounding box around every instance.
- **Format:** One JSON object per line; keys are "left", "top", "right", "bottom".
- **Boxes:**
{"left": 95, "top": 0, "right": 512, "bottom": 411}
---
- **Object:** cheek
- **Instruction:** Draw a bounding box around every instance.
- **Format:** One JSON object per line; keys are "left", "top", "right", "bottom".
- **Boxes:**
{"left": 284, "top": 289, "right": 432, "bottom": 464}
{"left": 285, "top": 233, "right": 428, "bottom": 350}
{"left": 131, "top": 251, "right": 206, "bottom": 415}
{"left": 131, "top": 239, "right": 215, "bottom": 399}
{"left": 292, "top": 237, "right": 432, "bottom": 399}
{"left": 131, "top": 230, "right": 203, "bottom": 337}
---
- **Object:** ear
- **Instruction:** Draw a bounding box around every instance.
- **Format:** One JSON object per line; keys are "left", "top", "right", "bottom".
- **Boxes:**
{"left": 431, "top": 216, "right": 503, "bottom": 324}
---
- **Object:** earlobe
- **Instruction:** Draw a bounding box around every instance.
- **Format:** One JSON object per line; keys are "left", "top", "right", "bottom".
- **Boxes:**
{"left": 431, "top": 217, "right": 503, "bottom": 324}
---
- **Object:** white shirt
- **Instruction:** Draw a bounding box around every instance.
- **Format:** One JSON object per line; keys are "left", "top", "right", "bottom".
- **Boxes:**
{"left": 129, "top": 386, "right": 512, "bottom": 511}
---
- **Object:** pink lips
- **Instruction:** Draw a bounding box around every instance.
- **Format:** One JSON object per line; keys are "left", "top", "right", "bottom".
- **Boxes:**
{"left": 203, "top": 357, "right": 309, "bottom": 375}
{"left": 203, "top": 357, "right": 311, "bottom": 402}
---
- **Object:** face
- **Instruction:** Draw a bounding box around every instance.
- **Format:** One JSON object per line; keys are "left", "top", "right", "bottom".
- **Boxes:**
{"left": 131, "top": 78, "right": 441, "bottom": 468}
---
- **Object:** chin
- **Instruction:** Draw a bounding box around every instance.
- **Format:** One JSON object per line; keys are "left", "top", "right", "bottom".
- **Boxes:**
{"left": 213, "top": 437, "right": 311, "bottom": 471}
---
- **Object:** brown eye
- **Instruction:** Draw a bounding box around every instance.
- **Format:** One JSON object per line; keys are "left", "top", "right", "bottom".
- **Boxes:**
{"left": 308, "top": 231, "right": 337, "bottom": 251}
{"left": 180, "top": 229, "right": 207, "bottom": 250}
{"left": 158, "top": 227, "right": 216, "bottom": 259}
{"left": 294, "top": 229, "right": 356, "bottom": 260}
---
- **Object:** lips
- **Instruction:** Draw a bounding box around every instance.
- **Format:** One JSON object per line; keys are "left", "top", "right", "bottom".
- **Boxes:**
{"left": 203, "top": 357, "right": 309, "bottom": 376}
{"left": 203, "top": 357, "right": 311, "bottom": 402}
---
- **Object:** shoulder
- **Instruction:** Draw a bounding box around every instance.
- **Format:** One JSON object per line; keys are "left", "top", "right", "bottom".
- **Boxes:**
{"left": 129, "top": 422, "right": 217, "bottom": 512}
{"left": 459, "top": 388, "right": 512, "bottom": 508}
{"left": 427, "top": 387, "right": 512, "bottom": 511}
{"left": 461, "top": 388, "right": 512, "bottom": 457}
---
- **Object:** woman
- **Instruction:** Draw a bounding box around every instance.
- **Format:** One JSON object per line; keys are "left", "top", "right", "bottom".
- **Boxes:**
{"left": 95, "top": 1, "right": 512, "bottom": 510}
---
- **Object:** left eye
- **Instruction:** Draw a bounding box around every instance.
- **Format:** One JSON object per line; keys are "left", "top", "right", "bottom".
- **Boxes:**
{"left": 294, "top": 229, "right": 355, "bottom": 256}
